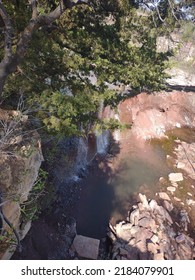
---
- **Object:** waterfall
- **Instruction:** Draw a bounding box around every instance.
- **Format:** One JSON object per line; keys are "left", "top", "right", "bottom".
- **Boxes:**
{"left": 72, "top": 137, "right": 88, "bottom": 181}
{"left": 96, "top": 130, "right": 110, "bottom": 155}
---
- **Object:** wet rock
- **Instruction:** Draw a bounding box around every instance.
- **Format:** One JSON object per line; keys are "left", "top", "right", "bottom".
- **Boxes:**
{"left": 73, "top": 235, "right": 100, "bottom": 259}
{"left": 169, "top": 173, "right": 184, "bottom": 182}
{"left": 158, "top": 192, "right": 171, "bottom": 201}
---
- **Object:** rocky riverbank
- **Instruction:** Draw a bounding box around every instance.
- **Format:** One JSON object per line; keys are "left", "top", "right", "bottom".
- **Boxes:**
{"left": 108, "top": 193, "right": 195, "bottom": 260}
{"left": 107, "top": 130, "right": 195, "bottom": 260}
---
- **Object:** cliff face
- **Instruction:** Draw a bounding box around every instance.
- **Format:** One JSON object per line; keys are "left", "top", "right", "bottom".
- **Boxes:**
{"left": 0, "top": 109, "right": 43, "bottom": 259}
{"left": 118, "top": 91, "right": 195, "bottom": 140}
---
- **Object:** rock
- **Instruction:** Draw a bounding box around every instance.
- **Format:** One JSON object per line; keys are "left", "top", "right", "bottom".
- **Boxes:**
{"left": 172, "top": 182, "right": 178, "bottom": 187}
{"left": 119, "top": 247, "right": 129, "bottom": 256}
{"left": 186, "top": 199, "right": 195, "bottom": 206}
{"left": 138, "top": 217, "right": 156, "bottom": 229}
{"left": 130, "top": 209, "right": 140, "bottom": 225}
{"left": 154, "top": 253, "right": 164, "bottom": 260}
{"left": 151, "top": 234, "right": 159, "bottom": 244}
{"left": 169, "top": 173, "right": 183, "bottom": 182}
{"left": 167, "top": 186, "right": 176, "bottom": 193}
{"left": 127, "top": 238, "right": 136, "bottom": 246}
{"left": 174, "top": 197, "right": 181, "bottom": 202}
{"left": 177, "top": 162, "right": 185, "bottom": 169}
{"left": 191, "top": 185, "right": 195, "bottom": 189}
{"left": 159, "top": 177, "right": 166, "bottom": 183}
{"left": 121, "top": 223, "right": 133, "bottom": 231}
{"left": 130, "top": 226, "right": 140, "bottom": 235}
{"left": 158, "top": 192, "right": 171, "bottom": 201}
{"left": 174, "top": 139, "right": 181, "bottom": 143}
{"left": 73, "top": 235, "right": 100, "bottom": 259}
{"left": 187, "top": 192, "right": 193, "bottom": 197}
{"left": 175, "top": 234, "right": 186, "bottom": 244}
{"left": 147, "top": 242, "right": 157, "bottom": 254}
{"left": 155, "top": 206, "right": 173, "bottom": 224}
{"left": 137, "top": 202, "right": 145, "bottom": 212}
{"left": 138, "top": 193, "right": 149, "bottom": 208}
{"left": 180, "top": 210, "right": 190, "bottom": 231}
{"left": 149, "top": 199, "right": 158, "bottom": 211}
{"left": 163, "top": 200, "right": 174, "bottom": 212}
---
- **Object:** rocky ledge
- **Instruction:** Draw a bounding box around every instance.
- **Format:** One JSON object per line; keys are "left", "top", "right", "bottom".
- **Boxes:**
{"left": 108, "top": 193, "right": 195, "bottom": 260}
{"left": 0, "top": 109, "right": 43, "bottom": 259}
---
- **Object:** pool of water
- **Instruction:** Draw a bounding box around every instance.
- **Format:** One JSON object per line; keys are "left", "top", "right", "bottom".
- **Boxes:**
{"left": 74, "top": 129, "right": 172, "bottom": 238}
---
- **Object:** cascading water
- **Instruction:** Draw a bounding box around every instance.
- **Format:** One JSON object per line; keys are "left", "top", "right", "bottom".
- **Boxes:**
{"left": 72, "top": 137, "right": 88, "bottom": 181}
{"left": 96, "top": 130, "right": 110, "bottom": 155}
{"left": 95, "top": 99, "right": 110, "bottom": 155}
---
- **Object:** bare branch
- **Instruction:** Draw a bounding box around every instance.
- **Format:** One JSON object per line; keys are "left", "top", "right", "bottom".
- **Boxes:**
{"left": 29, "top": 0, "right": 38, "bottom": 19}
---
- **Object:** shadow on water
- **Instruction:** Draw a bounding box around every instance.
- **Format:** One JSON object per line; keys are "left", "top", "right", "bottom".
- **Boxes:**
{"left": 72, "top": 130, "right": 172, "bottom": 238}
{"left": 66, "top": 134, "right": 121, "bottom": 239}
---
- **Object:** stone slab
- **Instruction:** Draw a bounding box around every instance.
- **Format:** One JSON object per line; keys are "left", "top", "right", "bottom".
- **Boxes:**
{"left": 73, "top": 235, "right": 100, "bottom": 260}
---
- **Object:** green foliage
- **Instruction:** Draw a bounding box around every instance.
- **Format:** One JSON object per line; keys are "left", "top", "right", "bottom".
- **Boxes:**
{"left": 1, "top": 0, "right": 176, "bottom": 135}
{"left": 0, "top": 230, "right": 17, "bottom": 253}
{"left": 20, "top": 168, "right": 48, "bottom": 223}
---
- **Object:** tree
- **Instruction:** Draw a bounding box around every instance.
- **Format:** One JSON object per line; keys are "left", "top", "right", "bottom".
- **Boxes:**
{"left": 0, "top": 0, "right": 191, "bottom": 135}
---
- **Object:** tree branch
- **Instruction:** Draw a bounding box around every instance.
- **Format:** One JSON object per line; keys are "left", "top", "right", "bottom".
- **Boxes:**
{"left": 30, "top": 0, "right": 38, "bottom": 19}
{"left": 0, "top": 1, "right": 13, "bottom": 60}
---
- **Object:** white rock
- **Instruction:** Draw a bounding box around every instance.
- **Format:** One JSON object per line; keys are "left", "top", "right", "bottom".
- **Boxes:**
{"left": 130, "top": 209, "right": 140, "bottom": 225}
{"left": 73, "top": 235, "right": 100, "bottom": 259}
{"left": 138, "top": 193, "right": 149, "bottom": 208}
{"left": 174, "top": 197, "right": 182, "bottom": 202}
{"left": 187, "top": 192, "right": 193, "bottom": 197}
{"left": 177, "top": 162, "right": 185, "bottom": 169}
{"left": 167, "top": 186, "right": 176, "bottom": 192}
{"left": 149, "top": 200, "right": 158, "bottom": 211}
{"left": 151, "top": 234, "right": 158, "bottom": 244}
{"left": 186, "top": 199, "right": 195, "bottom": 206}
{"left": 158, "top": 192, "right": 171, "bottom": 201}
{"left": 169, "top": 173, "right": 183, "bottom": 182}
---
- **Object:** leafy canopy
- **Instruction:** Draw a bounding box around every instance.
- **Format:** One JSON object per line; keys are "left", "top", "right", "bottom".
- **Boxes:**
{"left": 1, "top": 0, "right": 187, "bottom": 135}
